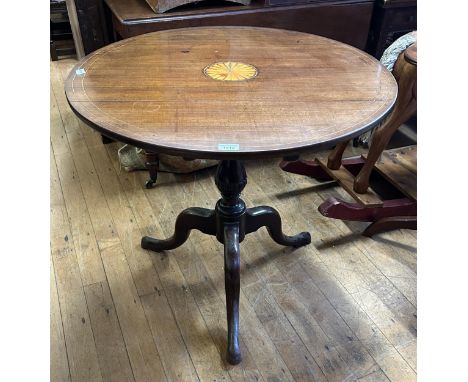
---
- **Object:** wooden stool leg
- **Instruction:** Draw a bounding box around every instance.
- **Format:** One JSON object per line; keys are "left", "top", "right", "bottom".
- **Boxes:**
{"left": 327, "top": 140, "right": 349, "bottom": 170}
{"left": 145, "top": 151, "right": 159, "bottom": 188}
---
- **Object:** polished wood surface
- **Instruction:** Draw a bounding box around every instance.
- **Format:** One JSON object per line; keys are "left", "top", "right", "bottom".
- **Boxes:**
{"left": 65, "top": 26, "right": 397, "bottom": 160}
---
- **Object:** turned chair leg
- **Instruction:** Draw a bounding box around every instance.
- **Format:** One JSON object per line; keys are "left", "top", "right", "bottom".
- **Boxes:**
{"left": 327, "top": 140, "right": 350, "bottom": 170}
{"left": 353, "top": 103, "right": 416, "bottom": 193}
{"left": 354, "top": 53, "right": 417, "bottom": 194}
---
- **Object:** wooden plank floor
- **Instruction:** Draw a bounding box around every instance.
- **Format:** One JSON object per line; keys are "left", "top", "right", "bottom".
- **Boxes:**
{"left": 51, "top": 58, "right": 417, "bottom": 382}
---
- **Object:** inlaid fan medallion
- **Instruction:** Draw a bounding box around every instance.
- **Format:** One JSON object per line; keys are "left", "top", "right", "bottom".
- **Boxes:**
{"left": 203, "top": 62, "right": 258, "bottom": 81}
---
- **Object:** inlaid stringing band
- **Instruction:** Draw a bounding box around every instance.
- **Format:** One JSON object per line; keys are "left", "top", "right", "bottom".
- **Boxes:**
{"left": 204, "top": 62, "right": 258, "bottom": 81}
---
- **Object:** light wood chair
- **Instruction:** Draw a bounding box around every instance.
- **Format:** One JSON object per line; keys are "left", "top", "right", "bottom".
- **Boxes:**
{"left": 280, "top": 42, "right": 417, "bottom": 236}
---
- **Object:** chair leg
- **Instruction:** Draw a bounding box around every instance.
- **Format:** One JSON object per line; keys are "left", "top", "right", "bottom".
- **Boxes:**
{"left": 354, "top": 54, "right": 417, "bottom": 194}
{"left": 327, "top": 140, "right": 349, "bottom": 170}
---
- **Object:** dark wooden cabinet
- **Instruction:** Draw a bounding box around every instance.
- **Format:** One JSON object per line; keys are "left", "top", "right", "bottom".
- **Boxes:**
{"left": 50, "top": 1, "right": 76, "bottom": 60}
{"left": 366, "top": 0, "right": 417, "bottom": 58}
{"left": 104, "top": 0, "right": 375, "bottom": 50}
{"left": 72, "top": 0, "right": 112, "bottom": 54}
{"left": 78, "top": 0, "right": 376, "bottom": 54}
{"left": 70, "top": 0, "right": 417, "bottom": 59}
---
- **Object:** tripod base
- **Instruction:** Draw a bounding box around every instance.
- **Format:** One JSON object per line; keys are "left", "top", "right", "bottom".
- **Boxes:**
{"left": 141, "top": 160, "right": 310, "bottom": 364}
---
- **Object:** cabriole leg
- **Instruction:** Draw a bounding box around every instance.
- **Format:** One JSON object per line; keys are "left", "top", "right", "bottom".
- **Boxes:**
{"left": 245, "top": 206, "right": 311, "bottom": 247}
{"left": 141, "top": 207, "right": 216, "bottom": 251}
{"left": 223, "top": 223, "right": 241, "bottom": 364}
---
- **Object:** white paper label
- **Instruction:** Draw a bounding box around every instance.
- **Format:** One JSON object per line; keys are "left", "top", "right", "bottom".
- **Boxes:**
{"left": 218, "top": 143, "right": 240, "bottom": 151}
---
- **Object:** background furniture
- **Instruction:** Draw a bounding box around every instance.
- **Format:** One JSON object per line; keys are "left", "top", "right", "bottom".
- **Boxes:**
{"left": 281, "top": 42, "right": 417, "bottom": 236}
{"left": 69, "top": 0, "right": 417, "bottom": 58}
{"left": 70, "top": 0, "right": 113, "bottom": 55}
{"left": 50, "top": 0, "right": 76, "bottom": 60}
{"left": 67, "top": 0, "right": 378, "bottom": 54}
{"left": 105, "top": 0, "right": 374, "bottom": 50}
{"left": 65, "top": 27, "right": 397, "bottom": 364}
{"left": 144, "top": 0, "right": 251, "bottom": 14}
{"left": 366, "top": 0, "right": 417, "bottom": 58}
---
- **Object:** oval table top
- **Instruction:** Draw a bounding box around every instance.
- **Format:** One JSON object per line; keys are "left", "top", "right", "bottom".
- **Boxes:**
{"left": 65, "top": 27, "right": 397, "bottom": 159}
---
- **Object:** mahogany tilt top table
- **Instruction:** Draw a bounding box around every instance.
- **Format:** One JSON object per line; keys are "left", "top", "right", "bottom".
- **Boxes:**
{"left": 65, "top": 26, "right": 397, "bottom": 365}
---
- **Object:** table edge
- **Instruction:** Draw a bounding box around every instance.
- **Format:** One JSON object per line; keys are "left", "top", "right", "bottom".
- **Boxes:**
{"left": 65, "top": 26, "right": 398, "bottom": 160}
{"left": 66, "top": 95, "right": 396, "bottom": 160}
